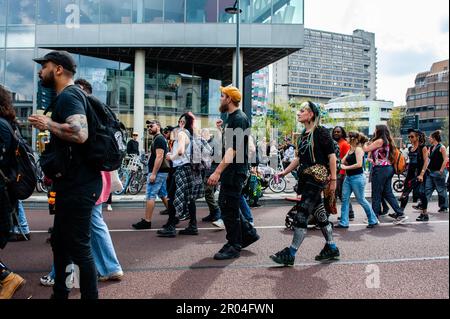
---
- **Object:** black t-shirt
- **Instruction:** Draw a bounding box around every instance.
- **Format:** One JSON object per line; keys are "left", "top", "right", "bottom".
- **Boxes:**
{"left": 221, "top": 109, "right": 250, "bottom": 178}
{"left": 297, "top": 126, "right": 335, "bottom": 170}
{"left": 149, "top": 134, "right": 169, "bottom": 173}
{"left": 50, "top": 85, "right": 101, "bottom": 194}
{"left": 127, "top": 139, "right": 139, "bottom": 155}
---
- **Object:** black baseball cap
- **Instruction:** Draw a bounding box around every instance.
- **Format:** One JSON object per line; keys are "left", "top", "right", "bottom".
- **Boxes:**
{"left": 33, "top": 50, "right": 77, "bottom": 74}
{"left": 146, "top": 119, "right": 161, "bottom": 127}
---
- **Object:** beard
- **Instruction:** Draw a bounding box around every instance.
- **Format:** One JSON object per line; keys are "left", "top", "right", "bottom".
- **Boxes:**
{"left": 219, "top": 102, "right": 229, "bottom": 113}
{"left": 40, "top": 72, "right": 56, "bottom": 88}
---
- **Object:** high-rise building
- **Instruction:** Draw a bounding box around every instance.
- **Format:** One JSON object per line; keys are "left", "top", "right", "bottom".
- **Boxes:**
{"left": 272, "top": 28, "right": 377, "bottom": 105}
{"left": 405, "top": 60, "right": 449, "bottom": 135}
{"left": 251, "top": 67, "right": 270, "bottom": 116}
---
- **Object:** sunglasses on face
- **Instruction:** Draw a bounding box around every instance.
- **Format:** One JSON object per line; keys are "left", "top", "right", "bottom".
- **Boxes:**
{"left": 408, "top": 135, "right": 415, "bottom": 139}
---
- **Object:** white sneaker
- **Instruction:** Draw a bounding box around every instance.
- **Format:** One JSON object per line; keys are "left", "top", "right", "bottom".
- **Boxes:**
{"left": 212, "top": 219, "right": 225, "bottom": 229}
{"left": 393, "top": 215, "right": 409, "bottom": 225}
{"left": 98, "top": 270, "right": 124, "bottom": 282}
{"left": 107, "top": 204, "right": 113, "bottom": 211}
{"left": 40, "top": 275, "right": 55, "bottom": 287}
{"left": 250, "top": 222, "right": 255, "bottom": 227}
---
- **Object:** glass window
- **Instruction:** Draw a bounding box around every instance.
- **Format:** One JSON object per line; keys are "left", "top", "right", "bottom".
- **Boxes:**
{"left": 6, "top": 26, "right": 35, "bottom": 48}
{"left": 5, "top": 49, "right": 34, "bottom": 102}
{"left": 0, "top": 27, "right": 5, "bottom": 47}
{"left": 8, "top": 0, "right": 36, "bottom": 25}
{"left": 0, "top": 0, "right": 6, "bottom": 25}
{"left": 164, "top": 0, "right": 185, "bottom": 23}
{"left": 219, "top": 0, "right": 236, "bottom": 23}
{"left": 249, "top": 0, "right": 272, "bottom": 23}
{"left": 272, "top": 0, "right": 303, "bottom": 24}
{"left": 100, "top": 0, "right": 132, "bottom": 23}
{"left": 133, "top": 0, "right": 163, "bottom": 23}
{"left": 38, "top": 0, "right": 59, "bottom": 24}
{"left": 186, "top": 0, "right": 217, "bottom": 23}
{"left": 157, "top": 69, "right": 183, "bottom": 110}
{"left": 0, "top": 49, "right": 5, "bottom": 84}
{"left": 60, "top": 0, "right": 100, "bottom": 24}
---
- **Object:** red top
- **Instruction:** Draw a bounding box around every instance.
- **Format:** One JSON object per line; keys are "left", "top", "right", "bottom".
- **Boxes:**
{"left": 338, "top": 139, "right": 351, "bottom": 175}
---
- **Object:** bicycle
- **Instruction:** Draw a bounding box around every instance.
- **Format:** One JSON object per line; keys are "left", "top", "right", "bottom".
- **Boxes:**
{"left": 114, "top": 154, "right": 148, "bottom": 195}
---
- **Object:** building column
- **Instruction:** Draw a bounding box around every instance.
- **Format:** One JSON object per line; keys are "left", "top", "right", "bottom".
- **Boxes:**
{"left": 232, "top": 49, "right": 243, "bottom": 92}
{"left": 133, "top": 49, "right": 145, "bottom": 151}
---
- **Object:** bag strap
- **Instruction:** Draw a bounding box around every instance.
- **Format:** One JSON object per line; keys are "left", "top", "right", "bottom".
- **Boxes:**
{"left": 0, "top": 118, "right": 18, "bottom": 143}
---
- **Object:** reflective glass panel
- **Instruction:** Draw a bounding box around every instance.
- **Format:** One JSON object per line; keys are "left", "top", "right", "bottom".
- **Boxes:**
{"left": 272, "top": 0, "right": 303, "bottom": 24}
{"left": 60, "top": 0, "right": 100, "bottom": 24}
{"left": 0, "top": 27, "right": 5, "bottom": 47}
{"left": 8, "top": 0, "right": 36, "bottom": 25}
{"left": 218, "top": 0, "right": 236, "bottom": 23}
{"left": 5, "top": 49, "right": 34, "bottom": 102}
{"left": 249, "top": 0, "right": 272, "bottom": 23}
{"left": 186, "top": 0, "right": 217, "bottom": 23}
{"left": 6, "top": 26, "right": 36, "bottom": 47}
{"left": 38, "top": 0, "right": 59, "bottom": 24}
{"left": 133, "top": 0, "right": 163, "bottom": 23}
{"left": 100, "top": 0, "right": 132, "bottom": 23}
{"left": 164, "top": 0, "right": 185, "bottom": 23}
{"left": 0, "top": 0, "right": 6, "bottom": 25}
{"left": 0, "top": 49, "right": 5, "bottom": 84}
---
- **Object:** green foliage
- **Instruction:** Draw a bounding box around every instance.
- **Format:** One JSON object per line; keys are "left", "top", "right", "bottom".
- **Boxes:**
{"left": 388, "top": 106, "right": 406, "bottom": 139}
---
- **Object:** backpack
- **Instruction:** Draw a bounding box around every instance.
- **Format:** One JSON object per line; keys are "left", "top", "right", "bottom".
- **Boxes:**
{"left": 0, "top": 118, "right": 38, "bottom": 200}
{"left": 190, "top": 135, "right": 213, "bottom": 172}
{"left": 332, "top": 139, "right": 342, "bottom": 172}
{"left": 78, "top": 89, "right": 127, "bottom": 172}
{"left": 392, "top": 147, "right": 407, "bottom": 175}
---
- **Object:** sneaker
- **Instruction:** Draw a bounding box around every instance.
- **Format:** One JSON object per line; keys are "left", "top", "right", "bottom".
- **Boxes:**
{"left": 349, "top": 213, "right": 355, "bottom": 221}
{"left": 132, "top": 219, "right": 152, "bottom": 230}
{"left": 393, "top": 215, "right": 409, "bottom": 225}
{"left": 213, "top": 245, "right": 240, "bottom": 260}
{"left": 366, "top": 223, "right": 379, "bottom": 229}
{"left": 106, "top": 204, "right": 113, "bottom": 211}
{"left": 160, "top": 209, "right": 169, "bottom": 215}
{"left": 249, "top": 222, "right": 255, "bottom": 227}
{"left": 315, "top": 244, "right": 340, "bottom": 262}
{"left": 39, "top": 275, "right": 55, "bottom": 287}
{"left": 269, "top": 247, "right": 295, "bottom": 266}
{"left": 380, "top": 209, "right": 389, "bottom": 216}
{"left": 157, "top": 224, "right": 177, "bottom": 237}
{"left": 178, "top": 212, "right": 190, "bottom": 221}
{"left": 334, "top": 224, "right": 349, "bottom": 229}
{"left": 8, "top": 233, "right": 31, "bottom": 242}
{"left": 0, "top": 273, "right": 25, "bottom": 299}
{"left": 412, "top": 205, "right": 423, "bottom": 211}
{"left": 98, "top": 271, "right": 124, "bottom": 282}
{"left": 388, "top": 213, "right": 398, "bottom": 220}
{"left": 416, "top": 214, "right": 429, "bottom": 222}
{"left": 218, "top": 243, "right": 232, "bottom": 254}
{"left": 202, "top": 215, "right": 216, "bottom": 222}
{"left": 179, "top": 225, "right": 199, "bottom": 236}
{"left": 242, "top": 233, "right": 260, "bottom": 249}
{"left": 212, "top": 219, "right": 225, "bottom": 229}
{"left": 438, "top": 208, "right": 448, "bottom": 214}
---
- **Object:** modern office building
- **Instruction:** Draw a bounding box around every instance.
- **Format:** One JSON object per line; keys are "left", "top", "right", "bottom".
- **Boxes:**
{"left": 405, "top": 59, "right": 449, "bottom": 136}
{"left": 251, "top": 66, "right": 269, "bottom": 116}
{"left": 272, "top": 28, "right": 377, "bottom": 105}
{"left": 0, "top": 0, "right": 304, "bottom": 149}
{"left": 325, "top": 94, "right": 393, "bottom": 136}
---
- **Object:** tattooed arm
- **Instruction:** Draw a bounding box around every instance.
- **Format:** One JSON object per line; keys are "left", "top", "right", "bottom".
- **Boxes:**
{"left": 28, "top": 114, "right": 89, "bottom": 144}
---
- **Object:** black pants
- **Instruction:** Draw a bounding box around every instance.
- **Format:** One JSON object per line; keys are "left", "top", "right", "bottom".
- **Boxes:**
{"left": 51, "top": 187, "right": 100, "bottom": 299}
{"left": 295, "top": 181, "right": 330, "bottom": 228}
{"left": 219, "top": 172, "right": 248, "bottom": 249}
{"left": 400, "top": 172, "right": 428, "bottom": 210}
{"left": 166, "top": 170, "right": 196, "bottom": 227}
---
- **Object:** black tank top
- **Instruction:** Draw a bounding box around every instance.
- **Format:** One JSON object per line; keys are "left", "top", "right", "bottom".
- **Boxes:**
{"left": 429, "top": 144, "right": 444, "bottom": 172}
{"left": 346, "top": 151, "right": 363, "bottom": 176}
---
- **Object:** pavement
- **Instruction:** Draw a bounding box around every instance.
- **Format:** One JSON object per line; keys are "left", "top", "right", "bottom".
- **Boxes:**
{"left": 2, "top": 200, "right": 448, "bottom": 299}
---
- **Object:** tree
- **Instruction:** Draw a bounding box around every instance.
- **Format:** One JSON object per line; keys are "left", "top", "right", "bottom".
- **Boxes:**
{"left": 442, "top": 116, "right": 449, "bottom": 144}
{"left": 388, "top": 106, "right": 407, "bottom": 139}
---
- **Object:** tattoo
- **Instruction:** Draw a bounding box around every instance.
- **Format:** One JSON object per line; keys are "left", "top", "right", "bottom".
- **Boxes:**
{"left": 49, "top": 114, "right": 89, "bottom": 144}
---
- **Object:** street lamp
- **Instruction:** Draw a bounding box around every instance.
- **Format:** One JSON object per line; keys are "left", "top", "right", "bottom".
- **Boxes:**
{"left": 273, "top": 83, "right": 290, "bottom": 105}
{"left": 225, "top": 0, "right": 242, "bottom": 89}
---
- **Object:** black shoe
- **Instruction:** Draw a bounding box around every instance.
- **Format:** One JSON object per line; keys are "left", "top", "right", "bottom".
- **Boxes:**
{"left": 178, "top": 212, "right": 190, "bottom": 221}
{"left": 438, "top": 208, "right": 448, "bottom": 214}
{"left": 412, "top": 205, "right": 423, "bottom": 211}
{"left": 179, "top": 225, "right": 199, "bottom": 236}
{"left": 367, "top": 223, "right": 379, "bottom": 229}
{"left": 334, "top": 224, "right": 349, "bottom": 229}
{"left": 157, "top": 225, "right": 177, "bottom": 237}
{"left": 202, "top": 215, "right": 216, "bottom": 222}
{"left": 242, "top": 233, "right": 260, "bottom": 249}
{"left": 349, "top": 213, "right": 355, "bottom": 221}
{"left": 8, "top": 233, "right": 31, "bottom": 242}
{"left": 214, "top": 245, "right": 240, "bottom": 260}
{"left": 388, "top": 213, "right": 398, "bottom": 220}
{"left": 416, "top": 214, "right": 429, "bottom": 222}
{"left": 218, "top": 243, "right": 232, "bottom": 254}
{"left": 315, "top": 244, "right": 340, "bottom": 262}
{"left": 159, "top": 209, "right": 169, "bottom": 215}
{"left": 132, "top": 219, "right": 152, "bottom": 230}
{"left": 270, "top": 247, "right": 295, "bottom": 266}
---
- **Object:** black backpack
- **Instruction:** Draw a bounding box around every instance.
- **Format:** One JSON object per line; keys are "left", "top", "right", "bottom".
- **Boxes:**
{"left": 77, "top": 88, "right": 127, "bottom": 172}
{"left": 0, "top": 118, "right": 38, "bottom": 200}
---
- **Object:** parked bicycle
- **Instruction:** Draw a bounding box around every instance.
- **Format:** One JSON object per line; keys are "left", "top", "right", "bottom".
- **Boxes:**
{"left": 114, "top": 154, "right": 148, "bottom": 195}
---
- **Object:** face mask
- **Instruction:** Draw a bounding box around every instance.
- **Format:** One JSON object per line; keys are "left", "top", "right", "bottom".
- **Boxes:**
{"left": 37, "top": 80, "right": 57, "bottom": 112}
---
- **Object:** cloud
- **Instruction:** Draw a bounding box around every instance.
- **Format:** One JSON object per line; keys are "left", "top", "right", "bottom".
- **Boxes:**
{"left": 380, "top": 50, "right": 438, "bottom": 76}
{"left": 441, "top": 17, "right": 449, "bottom": 33}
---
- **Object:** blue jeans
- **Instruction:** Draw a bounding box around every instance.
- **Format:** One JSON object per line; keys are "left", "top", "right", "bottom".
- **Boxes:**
{"left": 426, "top": 170, "right": 448, "bottom": 210}
{"left": 371, "top": 165, "right": 403, "bottom": 216}
{"left": 13, "top": 201, "right": 30, "bottom": 234}
{"left": 49, "top": 203, "right": 122, "bottom": 279}
{"left": 240, "top": 195, "right": 254, "bottom": 224}
{"left": 340, "top": 174, "right": 379, "bottom": 227}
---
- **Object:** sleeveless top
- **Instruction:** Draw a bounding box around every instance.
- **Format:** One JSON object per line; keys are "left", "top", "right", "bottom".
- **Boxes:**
{"left": 346, "top": 151, "right": 364, "bottom": 176}
{"left": 172, "top": 129, "right": 192, "bottom": 168}
{"left": 371, "top": 143, "right": 391, "bottom": 166}
{"left": 429, "top": 144, "right": 444, "bottom": 172}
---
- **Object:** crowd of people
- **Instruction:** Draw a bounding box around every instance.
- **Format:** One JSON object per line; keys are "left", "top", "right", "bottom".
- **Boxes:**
{"left": 0, "top": 50, "right": 448, "bottom": 299}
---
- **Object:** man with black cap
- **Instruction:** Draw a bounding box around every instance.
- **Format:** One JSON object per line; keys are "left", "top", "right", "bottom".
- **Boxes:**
{"left": 28, "top": 50, "right": 101, "bottom": 299}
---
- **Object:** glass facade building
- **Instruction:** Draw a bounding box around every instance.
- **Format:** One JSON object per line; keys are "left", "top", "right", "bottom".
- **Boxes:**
{"left": 0, "top": 0, "right": 304, "bottom": 149}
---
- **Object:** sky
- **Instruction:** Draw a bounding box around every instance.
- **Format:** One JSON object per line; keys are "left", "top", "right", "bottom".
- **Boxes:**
{"left": 304, "top": 0, "right": 449, "bottom": 106}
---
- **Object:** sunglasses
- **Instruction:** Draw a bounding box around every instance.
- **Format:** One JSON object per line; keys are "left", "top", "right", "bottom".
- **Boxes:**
{"left": 408, "top": 135, "right": 415, "bottom": 139}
